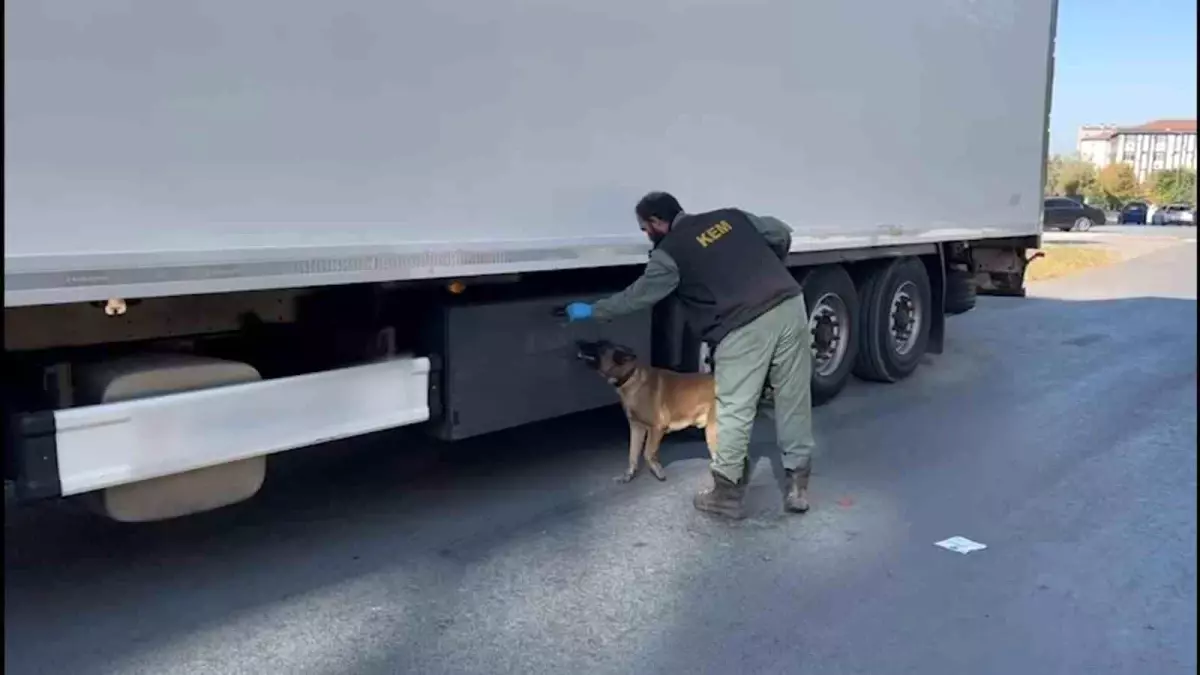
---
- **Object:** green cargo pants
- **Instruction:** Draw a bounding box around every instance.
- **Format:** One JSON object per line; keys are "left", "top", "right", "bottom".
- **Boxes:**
{"left": 710, "top": 294, "right": 815, "bottom": 484}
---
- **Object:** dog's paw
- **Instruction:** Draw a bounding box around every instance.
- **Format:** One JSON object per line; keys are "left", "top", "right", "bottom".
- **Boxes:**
{"left": 616, "top": 471, "right": 637, "bottom": 483}
{"left": 648, "top": 463, "right": 667, "bottom": 481}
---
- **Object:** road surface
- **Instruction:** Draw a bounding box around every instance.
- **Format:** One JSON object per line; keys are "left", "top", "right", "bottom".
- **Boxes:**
{"left": 5, "top": 240, "right": 1197, "bottom": 675}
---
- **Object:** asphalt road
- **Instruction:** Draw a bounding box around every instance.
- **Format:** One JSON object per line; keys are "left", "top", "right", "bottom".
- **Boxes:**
{"left": 5, "top": 240, "right": 1197, "bottom": 675}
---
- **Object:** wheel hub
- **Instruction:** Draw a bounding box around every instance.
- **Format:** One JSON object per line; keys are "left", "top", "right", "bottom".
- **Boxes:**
{"left": 891, "top": 298, "right": 913, "bottom": 334}
{"left": 813, "top": 314, "right": 836, "bottom": 346}
{"left": 809, "top": 293, "right": 849, "bottom": 378}
{"left": 888, "top": 283, "right": 922, "bottom": 356}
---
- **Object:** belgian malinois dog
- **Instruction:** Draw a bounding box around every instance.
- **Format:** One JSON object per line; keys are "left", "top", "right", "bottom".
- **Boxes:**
{"left": 576, "top": 340, "right": 718, "bottom": 483}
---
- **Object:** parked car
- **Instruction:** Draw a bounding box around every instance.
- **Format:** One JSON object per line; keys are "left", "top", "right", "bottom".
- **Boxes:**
{"left": 1118, "top": 201, "right": 1149, "bottom": 225}
{"left": 1042, "top": 197, "right": 1106, "bottom": 231}
{"left": 1150, "top": 203, "right": 1195, "bottom": 226}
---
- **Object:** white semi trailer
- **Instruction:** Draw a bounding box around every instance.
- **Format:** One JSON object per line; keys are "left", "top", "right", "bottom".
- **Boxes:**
{"left": 4, "top": 0, "right": 1055, "bottom": 521}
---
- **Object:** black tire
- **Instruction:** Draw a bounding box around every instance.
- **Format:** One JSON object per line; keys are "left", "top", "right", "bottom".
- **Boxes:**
{"left": 944, "top": 266, "right": 977, "bottom": 316}
{"left": 852, "top": 257, "right": 933, "bottom": 383}
{"left": 800, "top": 265, "right": 860, "bottom": 406}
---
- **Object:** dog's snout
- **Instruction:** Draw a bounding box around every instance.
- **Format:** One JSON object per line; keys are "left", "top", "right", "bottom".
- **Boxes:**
{"left": 575, "top": 340, "right": 605, "bottom": 368}
{"left": 575, "top": 342, "right": 596, "bottom": 360}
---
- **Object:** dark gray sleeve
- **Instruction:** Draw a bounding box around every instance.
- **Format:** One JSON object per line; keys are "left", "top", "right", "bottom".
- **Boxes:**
{"left": 744, "top": 211, "right": 793, "bottom": 261}
{"left": 591, "top": 248, "right": 681, "bottom": 320}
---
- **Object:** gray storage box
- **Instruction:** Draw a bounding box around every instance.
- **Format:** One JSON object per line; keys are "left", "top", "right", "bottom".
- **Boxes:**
{"left": 428, "top": 294, "right": 652, "bottom": 440}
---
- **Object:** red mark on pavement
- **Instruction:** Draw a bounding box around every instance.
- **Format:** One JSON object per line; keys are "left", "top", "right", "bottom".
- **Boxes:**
{"left": 837, "top": 497, "right": 855, "bottom": 508}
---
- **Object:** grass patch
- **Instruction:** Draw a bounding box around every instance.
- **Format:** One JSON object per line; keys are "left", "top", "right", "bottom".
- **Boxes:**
{"left": 1026, "top": 244, "right": 1120, "bottom": 282}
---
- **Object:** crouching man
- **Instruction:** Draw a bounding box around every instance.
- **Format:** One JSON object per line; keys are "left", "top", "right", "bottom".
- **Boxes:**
{"left": 564, "top": 192, "right": 817, "bottom": 519}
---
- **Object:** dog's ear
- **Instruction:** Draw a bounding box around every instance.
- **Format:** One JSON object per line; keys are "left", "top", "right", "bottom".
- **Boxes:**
{"left": 612, "top": 345, "right": 638, "bottom": 365}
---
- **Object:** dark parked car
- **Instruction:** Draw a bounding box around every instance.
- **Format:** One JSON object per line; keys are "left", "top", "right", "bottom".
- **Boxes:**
{"left": 1118, "top": 201, "right": 1148, "bottom": 225}
{"left": 1042, "top": 197, "right": 1106, "bottom": 232}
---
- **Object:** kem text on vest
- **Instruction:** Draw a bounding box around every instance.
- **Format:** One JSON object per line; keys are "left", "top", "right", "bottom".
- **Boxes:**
{"left": 696, "top": 220, "right": 734, "bottom": 248}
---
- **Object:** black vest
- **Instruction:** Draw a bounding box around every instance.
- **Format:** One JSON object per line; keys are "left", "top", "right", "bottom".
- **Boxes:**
{"left": 657, "top": 208, "right": 802, "bottom": 345}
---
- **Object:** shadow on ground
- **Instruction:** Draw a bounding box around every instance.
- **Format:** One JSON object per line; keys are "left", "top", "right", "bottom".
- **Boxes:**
{"left": 4, "top": 293, "right": 1197, "bottom": 675}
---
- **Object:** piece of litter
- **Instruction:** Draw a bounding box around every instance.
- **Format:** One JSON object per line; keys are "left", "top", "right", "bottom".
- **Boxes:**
{"left": 934, "top": 536, "right": 987, "bottom": 554}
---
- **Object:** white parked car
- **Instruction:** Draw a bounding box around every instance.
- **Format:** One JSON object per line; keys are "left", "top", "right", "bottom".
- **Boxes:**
{"left": 1150, "top": 203, "right": 1196, "bottom": 226}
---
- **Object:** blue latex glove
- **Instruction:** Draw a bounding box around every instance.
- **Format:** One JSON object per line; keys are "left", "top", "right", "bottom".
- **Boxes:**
{"left": 565, "top": 302, "right": 594, "bottom": 322}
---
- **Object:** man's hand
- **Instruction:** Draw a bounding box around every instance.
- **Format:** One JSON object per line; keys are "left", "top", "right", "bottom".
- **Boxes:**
{"left": 565, "top": 302, "right": 594, "bottom": 322}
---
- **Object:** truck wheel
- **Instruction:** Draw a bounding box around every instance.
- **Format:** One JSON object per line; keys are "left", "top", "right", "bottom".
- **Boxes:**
{"left": 944, "top": 266, "right": 977, "bottom": 315}
{"left": 852, "top": 257, "right": 932, "bottom": 383}
{"left": 801, "top": 265, "right": 860, "bottom": 405}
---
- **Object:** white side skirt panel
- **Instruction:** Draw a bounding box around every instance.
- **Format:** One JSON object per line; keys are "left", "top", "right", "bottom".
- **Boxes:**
{"left": 53, "top": 357, "right": 431, "bottom": 496}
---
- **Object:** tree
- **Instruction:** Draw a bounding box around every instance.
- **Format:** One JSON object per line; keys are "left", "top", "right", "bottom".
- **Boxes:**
{"left": 1094, "top": 163, "right": 1141, "bottom": 209}
{"left": 1044, "top": 155, "right": 1064, "bottom": 197}
{"left": 1081, "top": 176, "right": 1107, "bottom": 205}
{"left": 1044, "top": 155, "right": 1064, "bottom": 196}
{"left": 1044, "top": 155, "right": 1097, "bottom": 198}
{"left": 1145, "top": 168, "right": 1197, "bottom": 205}
{"left": 1059, "top": 159, "right": 1098, "bottom": 199}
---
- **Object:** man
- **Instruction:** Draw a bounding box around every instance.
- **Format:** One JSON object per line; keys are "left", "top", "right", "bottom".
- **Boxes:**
{"left": 564, "top": 191, "right": 816, "bottom": 519}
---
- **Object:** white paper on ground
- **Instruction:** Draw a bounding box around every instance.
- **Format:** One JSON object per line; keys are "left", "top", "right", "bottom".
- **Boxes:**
{"left": 934, "top": 536, "right": 987, "bottom": 554}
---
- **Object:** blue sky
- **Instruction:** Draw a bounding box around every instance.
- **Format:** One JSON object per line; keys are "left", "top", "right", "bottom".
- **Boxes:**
{"left": 1049, "top": 0, "right": 1197, "bottom": 154}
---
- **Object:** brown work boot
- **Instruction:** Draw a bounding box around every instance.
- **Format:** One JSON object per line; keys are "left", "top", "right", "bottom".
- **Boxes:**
{"left": 693, "top": 471, "right": 747, "bottom": 520}
{"left": 784, "top": 465, "right": 811, "bottom": 513}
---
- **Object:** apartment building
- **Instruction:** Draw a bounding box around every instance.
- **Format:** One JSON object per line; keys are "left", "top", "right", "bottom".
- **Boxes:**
{"left": 1077, "top": 124, "right": 1116, "bottom": 169}
{"left": 1075, "top": 119, "right": 1197, "bottom": 181}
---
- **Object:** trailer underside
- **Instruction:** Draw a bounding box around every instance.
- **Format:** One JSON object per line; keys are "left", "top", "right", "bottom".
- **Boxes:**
{"left": 5, "top": 237, "right": 1035, "bottom": 520}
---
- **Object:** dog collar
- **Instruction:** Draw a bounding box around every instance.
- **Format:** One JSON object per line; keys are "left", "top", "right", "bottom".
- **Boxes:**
{"left": 610, "top": 369, "right": 636, "bottom": 388}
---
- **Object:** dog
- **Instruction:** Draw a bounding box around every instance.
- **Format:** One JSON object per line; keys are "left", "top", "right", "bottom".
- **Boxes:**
{"left": 576, "top": 340, "right": 718, "bottom": 483}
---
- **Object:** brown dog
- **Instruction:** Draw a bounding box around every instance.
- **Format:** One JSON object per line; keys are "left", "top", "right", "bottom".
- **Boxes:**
{"left": 577, "top": 340, "right": 718, "bottom": 483}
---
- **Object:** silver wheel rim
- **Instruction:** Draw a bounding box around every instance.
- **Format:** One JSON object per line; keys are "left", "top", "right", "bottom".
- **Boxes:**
{"left": 1074, "top": 217, "right": 1092, "bottom": 231}
{"left": 809, "top": 292, "right": 849, "bottom": 378}
{"left": 889, "top": 282, "right": 922, "bottom": 356}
